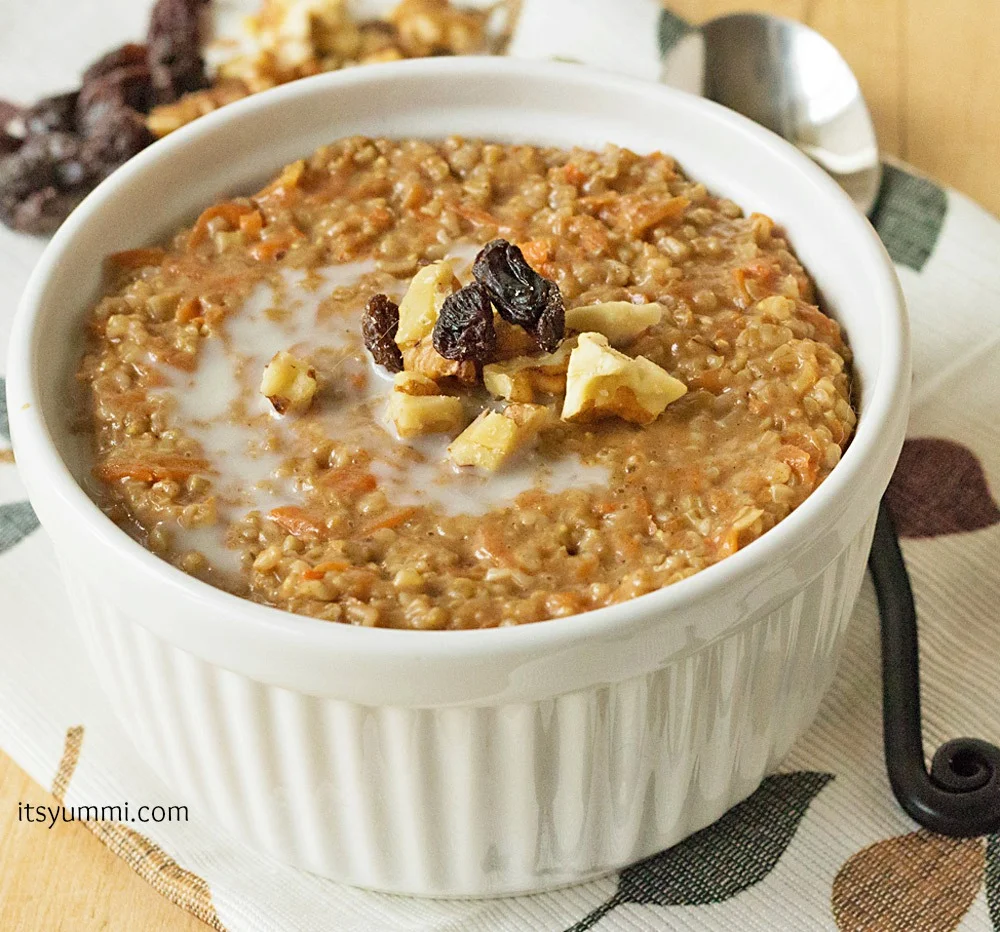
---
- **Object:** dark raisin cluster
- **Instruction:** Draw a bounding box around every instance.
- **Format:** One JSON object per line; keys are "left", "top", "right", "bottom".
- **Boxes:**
{"left": 364, "top": 242, "right": 567, "bottom": 372}
{"left": 472, "top": 239, "right": 565, "bottom": 352}
{"left": 147, "top": 0, "right": 212, "bottom": 104}
{"left": 362, "top": 294, "right": 404, "bottom": 373}
{"left": 0, "top": 0, "right": 208, "bottom": 236}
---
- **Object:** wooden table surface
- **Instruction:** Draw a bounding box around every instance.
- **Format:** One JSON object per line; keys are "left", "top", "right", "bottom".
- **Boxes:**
{"left": 1, "top": 1, "right": 997, "bottom": 929}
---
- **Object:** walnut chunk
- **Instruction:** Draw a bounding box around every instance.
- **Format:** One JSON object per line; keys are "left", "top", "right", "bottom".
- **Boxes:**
{"left": 393, "top": 370, "right": 441, "bottom": 396}
{"left": 564, "top": 301, "right": 663, "bottom": 346}
{"left": 387, "top": 0, "right": 489, "bottom": 57}
{"left": 395, "top": 259, "right": 458, "bottom": 348}
{"left": 260, "top": 350, "right": 317, "bottom": 414}
{"left": 447, "top": 403, "right": 550, "bottom": 471}
{"left": 561, "top": 332, "right": 686, "bottom": 425}
{"left": 146, "top": 80, "right": 250, "bottom": 137}
{"left": 402, "top": 337, "right": 476, "bottom": 384}
{"left": 481, "top": 337, "right": 576, "bottom": 402}
{"left": 493, "top": 315, "right": 538, "bottom": 360}
{"left": 388, "top": 372, "right": 466, "bottom": 437}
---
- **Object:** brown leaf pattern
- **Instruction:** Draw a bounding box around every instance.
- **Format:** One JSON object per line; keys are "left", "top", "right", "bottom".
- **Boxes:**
{"left": 885, "top": 438, "right": 1000, "bottom": 538}
{"left": 832, "top": 831, "right": 985, "bottom": 931}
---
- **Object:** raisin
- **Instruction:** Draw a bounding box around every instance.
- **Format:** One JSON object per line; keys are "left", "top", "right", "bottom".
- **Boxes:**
{"left": 82, "top": 43, "right": 150, "bottom": 85}
{"left": 76, "top": 66, "right": 155, "bottom": 136}
{"left": 80, "top": 107, "right": 155, "bottom": 181}
{"left": 362, "top": 294, "right": 404, "bottom": 373}
{"left": 472, "top": 239, "right": 550, "bottom": 329}
{"left": 23, "top": 92, "right": 79, "bottom": 136}
{"left": 472, "top": 238, "right": 566, "bottom": 350}
{"left": 535, "top": 283, "right": 566, "bottom": 353}
{"left": 0, "top": 133, "right": 84, "bottom": 196}
{"left": 2, "top": 186, "right": 85, "bottom": 237}
{"left": 0, "top": 132, "right": 91, "bottom": 234}
{"left": 147, "top": 0, "right": 210, "bottom": 104}
{"left": 432, "top": 282, "right": 496, "bottom": 362}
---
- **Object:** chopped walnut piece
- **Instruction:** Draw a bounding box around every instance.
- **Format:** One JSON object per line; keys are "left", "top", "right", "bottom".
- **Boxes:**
{"left": 402, "top": 337, "right": 476, "bottom": 384}
{"left": 447, "top": 403, "right": 550, "bottom": 471}
{"left": 388, "top": 385, "right": 466, "bottom": 438}
{"left": 387, "top": 0, "right": 490, "bottom": 57}
{"left": 481, "top": 337, "right": 576, "bottom": 402}
{"left": 395, "top": 259, "right": 458, "bottom": 348}
{"left": 389, "top": 370, "right": 466, "bottom": 437}
{"left": 564, "top": 301, "right": 663, "bottom": 347}
{"left": 260, "top": 350, "right": 317, "bottom": 414}
{"left": 493, "top": 315, "right": 538, "bottom": 360}
{"left": 561, "top": 332, "right": 686, "bottom": 425}
{"left": 393, "top": 370, "right": 441, "bottom": 396}
{"left": 146, "top": 80, "right": 250, "bottom": 137}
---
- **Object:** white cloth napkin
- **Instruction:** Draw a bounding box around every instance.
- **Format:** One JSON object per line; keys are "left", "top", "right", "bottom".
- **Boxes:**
{"left": 2, "top": 2, "right": 999, "bottom": 929}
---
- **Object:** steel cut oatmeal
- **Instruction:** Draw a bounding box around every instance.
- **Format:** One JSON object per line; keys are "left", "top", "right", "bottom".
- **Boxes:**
{"left": 78, "top": 137, "right": 857, "bottom": 629}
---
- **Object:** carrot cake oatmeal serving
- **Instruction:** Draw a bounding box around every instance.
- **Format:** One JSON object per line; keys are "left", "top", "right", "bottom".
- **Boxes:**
{"left": 77, "top": 137, "right": 857, "bottom": 629}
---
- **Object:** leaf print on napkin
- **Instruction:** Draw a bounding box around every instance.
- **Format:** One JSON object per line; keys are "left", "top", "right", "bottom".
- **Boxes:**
{"left": 885, "top": 438, "right": 1000, "bottom": 538}
{"left": 872, "top": 164, "right": 948, "bottom": 272}
{"left": 566, "top": 771, "right": 833, "bottom": 931}
{"left": 0, "top": 378, "right": 41, "bottom": 550}
{"left": 987, "top": 834, "right": 1000, "bottom": 930}
{"left": 0, "top": 501, "right": 39, "bottom": 553}
{"left": 832, "top": 831, "right": 985, "bottom": 932}
{"left": 0, "top": 376, "right": 9, "bottom": 442}
{"left": 657, "top": 8, "right": 692, "bottom": 57}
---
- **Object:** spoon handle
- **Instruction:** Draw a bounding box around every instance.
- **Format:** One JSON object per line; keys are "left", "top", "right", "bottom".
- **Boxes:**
{"left": 871, "top": 499, "right": 1000, "bottom": 835}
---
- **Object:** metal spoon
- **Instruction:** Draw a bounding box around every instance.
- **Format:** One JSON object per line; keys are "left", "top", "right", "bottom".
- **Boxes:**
{"left": 662, "top": 9, "right": 1000, "bottom": 836}
{"left": 660, "top": 11, "right": 882, "bottom": 215}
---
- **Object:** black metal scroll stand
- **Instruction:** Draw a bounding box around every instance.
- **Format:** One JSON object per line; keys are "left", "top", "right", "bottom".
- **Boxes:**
{"left": 871, "top": 500, "right": 1000, "bottom": 835}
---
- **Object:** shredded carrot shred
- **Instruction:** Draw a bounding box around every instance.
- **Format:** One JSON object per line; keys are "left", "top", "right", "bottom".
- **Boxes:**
{"left": 249, "top": 229, "right": 302, "bottom": 262}
{"left": 188, "top": 202, "right": 257, "bottom": 248}
{"left": 319, "top": 467, "right": 378, "bottom": 495}
{"left": 106, "top": 247, "right": 166, "bottom": 271}
{"left": 267, "top": 506, "right": 325, "bottom": 540}
{"left": 174, "top": 297, "right": 203, "bottom": 324}
{"left": 358, "top": 507, "right": 418, "bottom": 537}
{"left": 798, "top": 302, "right": 842, "bottom": 341}
{"left": 716, "top": 527, "right": 740, "bottom": 558}
{"left": 732, "top": 267, "right": 753, "bottom": 306}
{"left": 402, "top": 182, "right": 428, "bottom": 211}
{"left": 518, "top": 239, "right": 552, "bottom": 269}
{"left": 563, "top": 163, "right": 588, "bottom": 186}
{"left": 622, "top": 195, "right": 689, "bottom": 237}
{"left": 453, "top": 201, "right": 498, "bottom": 228}
{"left": 238, "top": 209, "right": 264, "bottom": 237}
{"left": 302, "top": 560, "right": 351, "bottom": 580}
{"left": 95, "top": 456, "right": 210, "bottom": 483}
{"left": 777, "top": 445, "right": 817, "bottom": 484}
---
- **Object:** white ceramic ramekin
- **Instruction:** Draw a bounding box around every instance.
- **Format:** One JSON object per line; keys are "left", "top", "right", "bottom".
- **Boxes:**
{"left": 7, "top": 58, "right": 909, "bottom": 896}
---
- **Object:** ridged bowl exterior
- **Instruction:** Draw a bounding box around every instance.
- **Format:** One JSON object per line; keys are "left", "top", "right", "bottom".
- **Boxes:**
{"left": 64, "top": 513, "right": 874, "bottom": 896}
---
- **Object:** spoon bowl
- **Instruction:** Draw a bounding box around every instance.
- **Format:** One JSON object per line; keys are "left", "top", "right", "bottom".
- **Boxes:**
{"left": 662, "top": 12, "right": 882, "bottom": 215}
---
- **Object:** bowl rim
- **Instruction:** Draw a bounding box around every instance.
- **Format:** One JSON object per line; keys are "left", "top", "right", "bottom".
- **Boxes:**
{"left": 6, "top": 56, "right": 909, "bottom": 663}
